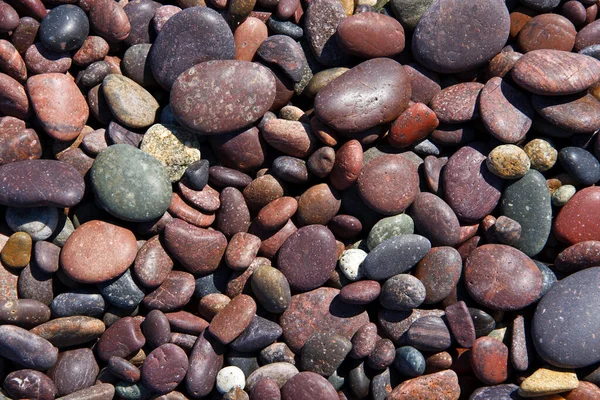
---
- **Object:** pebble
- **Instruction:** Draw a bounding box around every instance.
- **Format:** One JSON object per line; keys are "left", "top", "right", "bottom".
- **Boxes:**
{"left": 387, "top": 370, "right": 460, "bottom": 399}
{"left": 262, "top": 119, "right": 316, "bottom": 158}
{"left": 554, "top": 186, "right": 600, "bottom": 244}
{"left": 133, "top": 235, "right": 173, "bottom": 288}
{"left": 50, "top": 290, "right": 105, "bottom": 319}
{"left": 230, "top": 315, "right": 282, "bottom": 352}
{"left": 430, "top": 83, "right": 483, "bottom": 124}
{"left": 60, "top": 220, "right": 137, "bottom": 284}
{"left": 98, "top": 269, "right": 145, "bottom": 309}
{"left": 4, "top": 369, "right": 57, "bottom": 399}
{"left": 0, "top": 72, "right": 30, "bottom": 119}
{"left": 410, "top": 192, "right": 460, "bottom": 247}
{"left": 90, "top": 144, "right": 172, "bottom": 222}
{"left": 518, "top": 368, "right": 579, "bottom": 397}
{"left": 0, "top": 2, "right": 20, "bottom": 33}
{"left": 300, "top": 333, "right": 351, "bottom": 376}
{"left": 6, "top": 206, "right": 58, "bottom": 241}
{"left": 406, "top": 316, "right": 451, "bottom": 352}
{"left": 338, "top": 248, "right": 367, "bottom": 281}
{"left": 96, "top": 316, "right": 145, "bottom": 362}
{"left": 524, "top": 138, "right": 558, "bottom": 171}
{"left": 518, "top": 13, "right": 576, "bottom": 53}
{"left": 72, "top": 35, "right": 109, "bottom": 66}
{"left": 445, "top": 301, "right": 476, "bottom": 348}
{"left": 362, "top": 234, "right": 431, "bottom": 281}
{"left": 393, "top": 345, "right": 426, "bottom": 377}
{"left": 380, "top": 274, "right": 426, "bottom": 311}
{"left": 470, "top": 384, "right": 519, "bottom": 400}
{"left": 27, "top": 73, "right": 88, "bottom": 141}
{"left": 339, "top": 280, "right": 380, "bottom": 305}
{"left": 0, "top": 40, "right": 26, "bottom": 82}
{"left": 552, "top": 184, "right": 577, "bottom": 207}
{"left": 533, "top": 267, "right": 600, "bottom": 368}
{"left": 281, "top": 371, "right": 338, "bottom": 400}
{"left": 48, "top": 348, "right": 98, "bottom": 396}
{"left": 336, "top": 12, "right": 405, "bottom": 58}
{"left": 367, "top": 213, "right": 414, "bottom": 250}
{"left": 555, "top": 241, "right": 600, "bottom": 273}
{"left": 209, "top": 294, "right": 256, "bottom": 345}
{"left": 560, "top": 147, "right": 600, "bottom": 185}
{"left": 217, "top": 366, "right": 246, "bottom": 394}
{"left": 412, "top": 0, "right": 509, "bottom": 73}
{"left": 142, "top": 344, "right": 189, "bottom": 394}
{"left": 0, "top": 325, "right": 57, "bottom": 370}
{"left": 245, "top": 362, "right": 299, "bottom": 390}
{"left": 470, "top": 337, "right": 509, "bottom": 385}
{"left": 1, "top": 232, "right": 31, "bottom": 268}
{"left": 533, "top": 92, "right": 600, "bottom": 134}
{"left": 413, "top": 246, "right": 462, "bottom": 304}
{"left": 102, "top": 74, "right": 159, "bottom": 129}
{"left": 304, "top": 0, "right": 349, "bottom": 67}
{"left": 39, "top": 5, "right": 89, "bottom": 52}
{"left": 143, "top": 270, "right": 195, "bottom": 312}
{"left": 89, "top": 0, "right": 130, "bottom": 42}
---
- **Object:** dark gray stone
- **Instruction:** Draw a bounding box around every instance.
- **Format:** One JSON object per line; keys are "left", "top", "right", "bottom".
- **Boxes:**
{"left": 51, "top": 289, "right": 106, "bottom": 318}
{"left": 300, "top": 333, "right": 352, "bottom": 376}
{"left": 470, "top": 384, "right": 520, "bottom": 400}
{"left": 559, "top": 147, "right": 600, "bottom": 185}
{"left": 40, "top": 5, "right": 89, "bottom": 52}
{"left": 184, "top": 159, "right": 210, "bottom": 191}
{"left": 229, "top": 316, "right": 282, "bottom": 353}
{"left": 393, "top": 346, "right": 425, "bottom": 377}
{"left": 362, "top": 234, "right": 431, "bottom": 280}
{"left": 98, "top": 269, "right": 145, "bottom": 309}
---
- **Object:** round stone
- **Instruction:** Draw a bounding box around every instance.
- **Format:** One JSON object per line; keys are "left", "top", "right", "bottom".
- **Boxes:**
{"left": 304, "top": 0, "right": 350, "bottom": 67}
{"left": 48, "top": 348, "right": 98, "bottom": 396}
{"left": 171, "top": 60, "right": 276, "bottom": 134}
{"left": 339, "top": 249, "right": 367, "bottom": 282}
{"left": 256, "top": 197, "right": 298, "bottom": 231}
{"left": 278, "top": 225, "right": 337, "bottom": 291}
{"left": 0, "top": 2, "right": 19, "bottom": 33}
{"left": 410, "top": 192, "right": 460, "bottom": 247}
{"left": 357, "top": 154, "right": 419, "bottom": 215}
{"left": 517, "top": 13, "right": 576, "bottom": 53}
{"left": 393, "top": 346, "right": 426, "bottom": 377}
{"left": 465, "top": 244, "right": 543, "bottom": 310}
{"left": 533, "top": 267, "right": 600, "bottom": 368}
{"left": 142, "top": 344, "right": 188, "bottom": 394}
{"left": 40, "top": 5, "right": 89, "bottom": 52}
{"left": 380, "top": 274, "right": 426, "bottom": 311}
{"left": 367, "top": 213, "right": 414, "bottom": 250}
{"left": 60, "top": 220, "right": 137, "bottom": 284}
{"left": 149, "top": 6, "right": 235, "bottom": 90}
{"left": 281, "top": 372, "right": 338, "bottom": 400}
{"left": 296, "top": 183, "right": 340, "bottom": 226}
{"left": 559, "top": 147, "right": 600, "bottom": 185}
{"left": 524, "top": 139, "right": 557, "bottom": 171}
{"left": 300, "top": 333, "right": 352, "bottom": 376}
{"left": 0, "top": 232, "right": 31, "bottom": 269}
{"left": 470, "top": 384, "right": 519, "bottom": 400}
{"left": 91, "top": 144, "right": 172, "bottom": 222}
{"left": 314, "top": 58, "right": 411, "bottom": 133}
{"left": 251, "top": 265, "right": 291, "bottom": 314}
{"left": 471, "top": 337, "right": 509, "bottom": 385}
{"left": 216, "top": 366, "right": 245, "bottom": 394}
{"left": 362, "top": 234, "right": 431, "bottom": 281}
{"left": 336, "top": 12, "right": 405, "bottom": 58}
{"left": 486, "top": 144, "right": 531, "bottom": 179}
{"left": 339, "top": 280, "right": 381, "bottom": 305}
{"left": 430, "top": 82, "right": 483, "bottom": 124}
{"left": 6, "top": 206, "right": 58, "bottom": 241}
{"left": 413, "top": 246, "right": 462, "bottom": 304}
{"left": 102, "top": 74, "right": 159, "bottom": 129}
{"left": 412, "top": 0, "right": 510, "bottom": 73}
{"left": 554, "top": 186, "right": 600, "bottom": 244}
{"left": 552, "top": 184, "right": 576, "bottom": 207}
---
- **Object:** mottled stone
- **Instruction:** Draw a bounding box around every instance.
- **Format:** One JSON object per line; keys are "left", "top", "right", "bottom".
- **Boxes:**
{"left": 262, "top": 119, "right": 316, "bottom": 158}
{"left": 533, "top": 92, "right": 600, "bottom": 134}
{"left": 471, "top": 337, "right": 509, "bottom": 385}
{"left": 524, "top": 138, "right": 557, "bottom": 171}
{"left": 0, "top": 2, "right": 19, "bottom": 32}
{"left": 340, "top": 280, "right": 381, "bottom": 305}
{"left": 367, "top": 213, "right": 414, "bottom": 251}
{"left": 96, "top": 316, "right": 145, "bottom": 362}
{"left": 0, "top": 40, "right": 26, "bottom": 82}
{"left": 412, "top": 0, "right": 509, "bottom": 73}
{"left": 486, "top": 144, "right": 531, "bottom": 179}
{"left": 255, "top": 35, "right": 311, "bottom": 90}
{"left": 555, "top": 241, "right": 600, "bottom": 273}
{"left": 518, "top": 13, "right": 576, "bottom": 53}
{"left": 89, "top": 0, "right": 130, "bottom": 42}
{"left": 406, "top": 316, "right": 451, "bottom": 352}
{"left": 98, "top": 269, "right": 145, "bottom": 309}
{"left": 6, "top": 206, "right": 57, "bottom": 241}
{"left": 91, "top": 144, "right": 172, "bottom": 222}
{"left": 1, "top": 232, "right": 31, "bottom": 268}
{"left": 48, "top": 348, "right": 98, "bottom": 396}
{"left": 300, "top": 333, "right": 351, "bottom": 376}
{"left": 102, "top": 74, "right": 159, "bottom": 129}
{"left": 51, "top": 290, "right": 105, "bottom": 319}
{"left": 304, "top": 0, "right": 350, "bottom": 66}
{"left": 142, "top": 271, "right": 195, "bottom": 312}
{"left": 296, "top": 183, "right": 340, "bottom": 226}
{"left": 281, "top": 372, "right": 338, "bottom": 400}
{"left": 560, "top": 147, "right": 600, "bottom": 185}
{"left": 230, "top": 315, "right": 282, "bottom": 352}
{"left": 555, "top": 186, "right": 600, "bottom": 244}
{"left": 142, "top": 344, "right": 188, "bottom": 394}
{"left": 512, "top": 50, "right": 600, "bottom": 95}
{"left": 133, "top": 235, "right": 173, "bottom": 288}
{"left": 26, "top": 73, "right": 88, "bottom": 141}
{"left": 315, "top": 58, "right": 410, "bottom": 133}
{"left": 413, "top": 247, "right": 462, "bottom": 304}
{"left": 465, "top": 244, "right": 542, "bottom": 310}
{"left": 73, "top": 36, "right": 109, "bottom": 66}
{"left": 209, "top": 294, "right": 256, "bottom": 345}
{"left": 410, "top": 192, "right": 459, "bottom": 247}
{"left": 235, "top": 17, "right": 268, "bottom": 62}
{"left": 470, "top": 384, "right": 519, "bottom": 400}
{"left": 31, "top": 316, "right": 105, "bottom": 348}
{"left": 389, "top": 102, "right": 439, "bottom": 149}
{"left": 519, "top": 368, "right": 578, "bottom": 397}
{"left": 251, "top": 265, "right": 291, "bottom": 313}
{"left": 387, "top": 370, "right": 460, "bottom": 399}
{"left": 61, "top": 220, "right": 137, "bottom": 284}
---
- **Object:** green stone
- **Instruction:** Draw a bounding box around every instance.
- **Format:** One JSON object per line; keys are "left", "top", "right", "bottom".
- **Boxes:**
{"left": 367, "top": 213, "right": 414, "bottom": 250}
{"left": 90, "top": 144, "right": 172, "bottom": 222}
{"left": 391, "top": 0, "right": 436, "bottom": 30}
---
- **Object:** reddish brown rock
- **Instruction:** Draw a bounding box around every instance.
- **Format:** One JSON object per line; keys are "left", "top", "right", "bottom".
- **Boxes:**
{"left": 575, "top": 19, "right": 600, "bottom": 51}
{"left": 410, "top": 192, "right": 460, "bottom": 247}
{"left": 413, "top": 247, "right": 462, "bottom": 304}
{"left": 89, "top": 0, "right": 131, "bottom": 42}
{"left": 443, "top": 144, "right": 504, "bottom": 223}
{"left": 512, "top": 49, "right": 600, "bottom": 95}
{"left": 566, "top": 381, "right": 600, "bottom": 399}
{"left": 96, "top": 316, "right": 145, "bottom": 362}
{"left": 296, "top": 183, "right": 341, "bottom": 226}
{"left": 404, "top": 63, "right": 441, "bottom": 106}
{"left": 0, "top": 2, "right": 19, "bottom": 32}
{"left": 518, "top": 14, "right": 576, "bottom": 52}
{"left": 209, "top": 294, "right": 256, "bottom": 345}
{"left": 329, "top": 139, "right": 363, "bottom": 191}
{"left": 142, "top": 344, "right": 189, "bottom": 394}
{"left": 243, "top": 174, "right": 285, "bottom": 213}
{"left": 0, "top": 72, "right": 30, "bottom": 119}
{"left": 480, "top": 77, "right": 534, "bottom": 143}
{"left": 60, "top": 220, "right": 138, "bottom": 284}
{"left": 31, "top": 316, "right": 106, "bottom": 348}
{"left": 164, "top": 218, "right": 227, "bottom": 274}
{"left": 261, "top": 119, "right": 316, "bottom": 158}
{"left": 27, "top": 73, "right": 88, "bottom": 141}
{"left": 24, "top": 43, "right": 71, "bottom": 75}
{"left": 256, "top": 197, "right": 298, "bottom": 231}
{"left": 445, "top": 301, "right": 476, "bottom": 348}
{"left": 336, "top": 12, "right": 405, "bottom": 58}
{"left": 532, "top": 92, "right": 600, "bottom": 134}
{"left": 388, "top": 370, "right": 460, "bottom": 400}
{"left": 217, "top": 187, "right": 251, "bottom": 238}
{"left": 510, "top": 7, "right": 537, "bottom": 40}
{"left": 339, "top": 280, "right": 381, "bottom": 305}
{"left": 470, "top": 337, "right": 509, "bottom": 385}
{"left": 143, "top": 271, "right": 195, "bottom": 312}
{"left": 389, "top": 102, "right": 439, "bottom": 148}
{"left": 281, "top": 371, "right": 338, "bottom": 400}
{"left": 225, "top": 232, "right": 261, "bottom": 270}
{"left": 430, "top": 83, "right": 484, "bottom": 124}
{"left": 179, "top": 181, "right": 221, "bottom": 213}
{"left": 465, "top": 244, "right": 542, "bottom": 311}
{"left": 357, "top": 154, "right": 419, "bottom": 215}
{"left": 486, "top": 49, "right": 522, "bottom": 79}
{"left": 73, "top": 36, "right": 110, "bottom": 66}
{"left": 0, "top": 40, "right": 26, "bottom": 82}
{"left": 234, "top": 17, "right": 267, "bottom": 61}
{"left": 0, "top": 124, "right": 41, "bottom": 166}
{"left": 555, "top": 241, "right": 600, "bottom": 273}
{"left": 168, "top": 192, "right": 214, "bottom": 228}
{"left": 554, "top": 186, "right": 600, "bottom": 244}
{"left": 280, "top": 287, "right": 369, "bottom": 352}
{"left": 250, "top": 219, "right": 297, "bottom": 259}
{"left": 278, "top": 225, "right": 337, "bottom": 291}
{"left": 210, "top": 126, "right": 265, "bottom": 172}
{"left": 133, "top": 235, "right": 173, "bottom": 288}
{"left": 328, "top": 214, "right": 362, "bottom": 239}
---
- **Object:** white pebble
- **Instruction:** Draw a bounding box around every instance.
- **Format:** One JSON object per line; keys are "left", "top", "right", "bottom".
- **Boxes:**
{"left": 339, "top": 249, "right": 368, "bottom": 281}
{"left": 216, "top": 366, "right": 246, "bottom": 394}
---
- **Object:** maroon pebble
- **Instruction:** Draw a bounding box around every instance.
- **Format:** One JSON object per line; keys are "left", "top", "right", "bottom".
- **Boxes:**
{"left": 142, "top": 343, "right": 189, "bottom": 394}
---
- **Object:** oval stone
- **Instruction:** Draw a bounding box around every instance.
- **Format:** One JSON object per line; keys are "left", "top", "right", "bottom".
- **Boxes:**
{"left": 150, "top": 6, "right": 235, "bottom": 90}
{"left": 533, "top": 268, "right": 600, "bottom": 368}
{"left": 0, "top": 73, "right": 30, "bottom": 119}
{"left": 412, "top": 0, "right": 510, "bottom": 73}
{"left": 96, "top": 316, "right": 145, "bottom": 362}
{"left": 314, "top": 58, "right": 411, "bottom": 134}
{"left": 413, "top": 247, "right": 462, "bottom": 304}
{"left": 91, "top": 144, "right": 172, "bottom": 222}
{"left": 479, "top": 77, "right": 534, "bottom": 143}
{"left": 39, "top": 4, "right": 89, "bottom": 52}
{"left": 186, "top": 331, "right": 224, "bottom": 398}
{"left": 61, "top": 220, "right": 137, "bottom": 284}
{"left": 512, "top": 50, "right": 600, "bottom": 95}
{"left": 48, "top": 348, "right": 98, "bottom": 396}
{"left": 518, "top": 13, "right": 576, "bottom": 53}
{"left": 281, "top": 372, "right": 338, "bottom": 400}
{"left": 142, "top": 344, "right": 189, "bottom": 394}
{"left": 410, "top": 192, "right": 460, "bottom": 247}
{"left": 363, "top": 234, "right": 431, "bottom": 281}
{"left": 304, "top": 0, "right": 350, "bottom": 67}
{"left": 470, "top": 337, "right": 509, "bottom": 385}
{"left": 4, "top": 369, "right": 56, "bottom": 399}
{"left": 143, "top": 271, "right": 195, "bottom": 312}
{"left": 388, "top": 370, "right": 460, "bottom": 399}
{"left": 443, "top": 144, "right": 504, "bottom": 223}
{"left": 0, "top": 160, "right": 84, "bottom": 208}
{"left": 465, "top": 244, "right": 542, "bottom": 310}
{"left": 277, "top": 225, "right": 337, "bottom": 291}
{"left": 559, "top": 147, "right": 600, "bottom": 185}
{"left": 430, "top": 82, "right": 483, "bottom": 124}
{"left": 102, "top": 74, "right": 159, "bottom": 129}
{"left": 26, "top": 73, "right": 88, "bottom": 141}
{"left": 357, "top": 154, "right": 419, "bottom": 215}
{"left": 30, "top": 316, "right": 105, "bottom": 348}
{"left": 251, "top": 265, "right": 291, "bottom": 314}
{"left": 555, "top": 241, "right": 600, "bottom": 273}
{"left": 133, "top": 235, "right": 173, "bottom": 288}
{"left": 0, "top": 2, "right": 19, "bottom": 33}
{"left": 209, "top": 294, "right": 256, "bottom": 345}
{"left": 554, "top": 186, "right": 600, "bottom": 244}
{"left": 0, "top": 126, "right": 41, "bottom": 166}
{"left": 0, "top": 325, "right": 57, "bottom": 370}
{"left": 171, "top": 60, "right": 275, "bottom": 134}
{"left": 89, "top": 0, "right": 131, "bottom": 42}
{"left": 336, "top": 12, "right": 405, "bottom": 58}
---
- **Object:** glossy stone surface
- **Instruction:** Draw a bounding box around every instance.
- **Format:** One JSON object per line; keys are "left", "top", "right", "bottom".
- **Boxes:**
{"left": 554, "top": 186, "right": 600, "bottom": 244}
{"left": 0, "top": 325, "right": 57, "bottom": 370}
{"left": 39, "top": 5, "right": 89, "bottom": 52}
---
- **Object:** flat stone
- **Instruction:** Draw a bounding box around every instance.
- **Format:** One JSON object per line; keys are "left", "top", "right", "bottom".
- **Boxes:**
{"left": 142, "top": 344, "right": 188, "bottom": 394}
{"left": 27, "top": 73, "right": 88, "bottom": 141}
{"left": 363, "top": 234, "right": 431, "bottom": 281}
{"left": 465, "top": 244, "right": 542, "bottom": 310}
{"left": 61, "top": 220, "right": 137, "bottom": 284}
{"left": 281, "top": 372, "right": 338, "bottom": 400}
{"left": 519, "top": 368, "right": 579, "bottom": 397}
{"left": 412, "top": 0, "right": 509, "bottom": 73}
{"left": 210, "top": 127, "right": 265, "bottom": 173}
{"left": 142, "top": 271, "right": 195, "bottom": 312}
{"left": 336, "top": 12, "right": 405, "bottom": 58}
{"left": 357, "top": 154, "right": 419, "bottom": 215}
{"left": 51, "top": 290, "right": 105, "bottom": 319}
{"left": 186, "top": 331, "right": 225, "bottom": 398}
{"left": 380, "top": 274, "right": 425, "bottom": 311}
{"left": 280, "top": 287, "right": 369, "bottom": 352}
{"left": 0, "top": 325, "right": 57, "bottom": 370}
{"left": 533, "top": 267, "right": 600, "bottom": 368}
{"left": 90, "top": 144, "right": 172, "bottom": 222}
{"left": 102, "top": 74, "right": 159, "bottom": 129}
{"left": 533, "top": 92, "right": 600, "bottom": 134}
{"left": 57, "top": 383, "right": 115, "bottom": 400}
{"left": 315, "top": 58, "right": 410, "bottom": 133}
{"left": 413, "top": 246, "right": 462, "bottom": 304}
{"left": 501, "top": 169, "right": 552, "bottom": 256}
{"left": 48, "top": 348, "right": 98, "bottom": 396}
{"left": 96, "top": 316, "right": 145, "bottom": 362}
{"left": 471, "top": 337, "right": 509, "bottom": 385}
{"left": 300, "top": 333, "right": 351, "bottom": 376}
{"left": 410, "top": 192, "right": 460, "bottom": 247}
{"left": 443, "top": 144, "right": 504, "bottom": 223}
{"left": 554, "top": 186, "right": 600, "bottom": 244}
{"left": 430, "top": 83, "right": 483, "bottom": 124}
{"left": 559, "top": 147, "right": 600, "bottom": 185}
{"left": 445, "top": 301, "right": 475, "bottom": 348}
{"left": 339, "top": 280, "right": 381, "bottom": 305}
{"left": 209, "top": 294, "right": 256, "bottom": 345}
{"left": 388, "top": 370, "right": 460, "bottom": 399}
{"left": 171, "top": 60, "right": 275, "bottom": 134}
{"left": 480, "top": 77, "right": 534, "bottom": 143}
{"left": 278, "top": 225, "right": 337, "bottom": 291}
{"left": 304, "top": 0, "right": 350, "bottom": 67}
{"left": 31, "top": 316, "right": 105, "bottom": 348}
{"left": 512, "top": 50, "right": 600, "bottom": 95}
{"left": 25, "top": 42, "right": 72, "bottom": 75}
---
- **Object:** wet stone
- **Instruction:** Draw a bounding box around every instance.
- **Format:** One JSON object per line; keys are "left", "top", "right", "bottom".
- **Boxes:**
{"left": 560, "top": 147, "right": 600, "bottom": 185}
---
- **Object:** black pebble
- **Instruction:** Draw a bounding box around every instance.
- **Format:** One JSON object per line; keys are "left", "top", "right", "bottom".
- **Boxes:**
{"left": 40, "top": 4, "right": 89, "bottom": 52}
